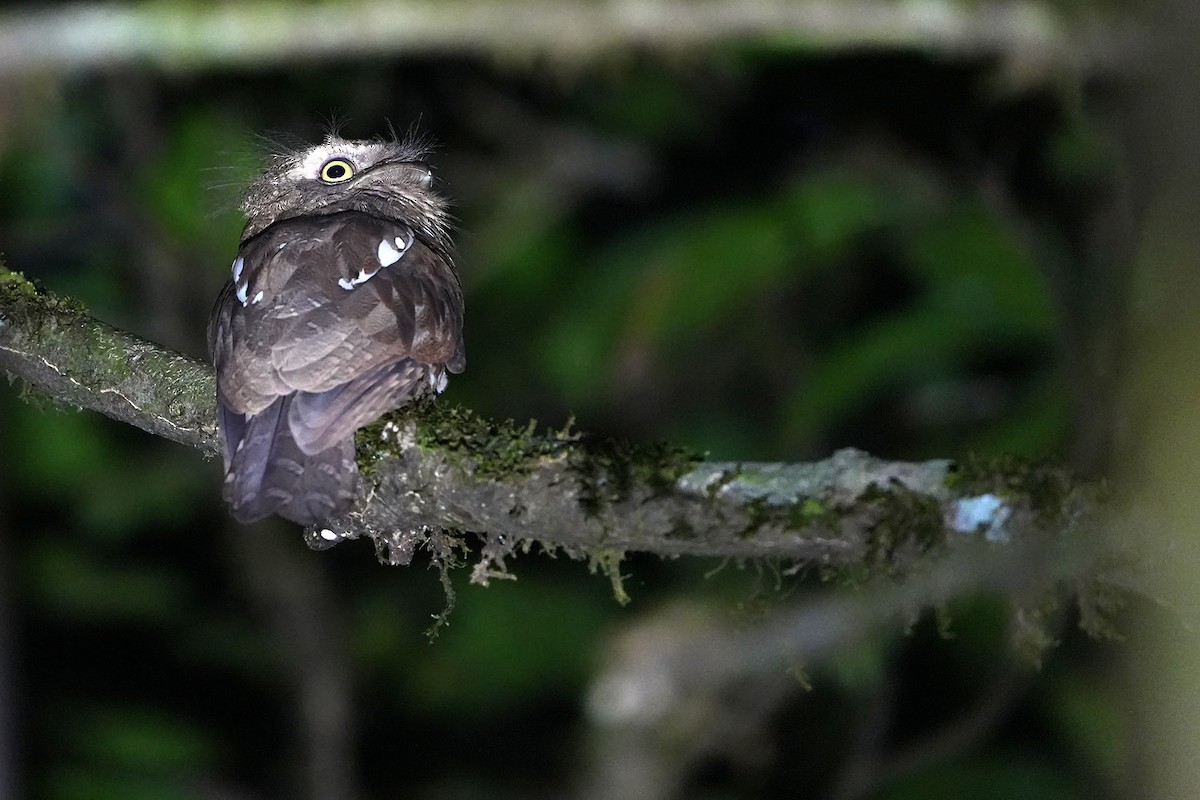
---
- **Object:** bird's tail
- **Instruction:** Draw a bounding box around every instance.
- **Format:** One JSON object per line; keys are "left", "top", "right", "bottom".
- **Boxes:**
{"left": 218, "top": 396, "right": 358, "bottom": 526}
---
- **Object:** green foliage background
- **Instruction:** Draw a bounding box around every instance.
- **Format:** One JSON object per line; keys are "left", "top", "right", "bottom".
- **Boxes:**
{"left": 0, "top": 15, "right": 1132, "bottom": 800}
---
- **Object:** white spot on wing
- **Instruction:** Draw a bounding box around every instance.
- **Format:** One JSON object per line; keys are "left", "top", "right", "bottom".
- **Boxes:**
{"left": 338, "top": 267, "right": 383, "bottom": 291}
{"left": 231, "top": 257, "right": 244, "bottom": 282}
{"left": 236, "top": 283, "right": 249, "bottom": 305}
{"left": 377, "top": 238, "right": 403, "bottom": 267}
{"left": 251, "top": 290, "right": 264, "bottom": 305}
{"left": 319, "top": 528, "right": 338, "bottom": 541}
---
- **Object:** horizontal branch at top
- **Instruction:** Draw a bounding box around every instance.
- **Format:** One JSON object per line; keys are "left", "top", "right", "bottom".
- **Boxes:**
{"left": 0, "top": 1, "right": 1126, "bottom": 77}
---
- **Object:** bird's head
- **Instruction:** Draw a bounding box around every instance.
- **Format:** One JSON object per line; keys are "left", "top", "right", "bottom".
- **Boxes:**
{"left": 240, "top": 134, "right": 452, "bottom": 254}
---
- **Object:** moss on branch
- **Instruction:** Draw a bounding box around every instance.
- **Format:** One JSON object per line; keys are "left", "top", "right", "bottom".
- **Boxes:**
{"left": 0, "top": 260, "right": 1122, "bottom": 623}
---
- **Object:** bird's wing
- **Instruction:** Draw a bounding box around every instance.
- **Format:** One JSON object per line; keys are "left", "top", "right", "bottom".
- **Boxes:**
{"left": 211, "top": 210, "right": 465, "bottom": 417}
{"left": 285, "top": 358, "right": 434, "bottom": 454}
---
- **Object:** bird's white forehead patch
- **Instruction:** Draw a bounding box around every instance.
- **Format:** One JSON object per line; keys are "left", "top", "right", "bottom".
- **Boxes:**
{"left": 290, "top": 141, "right": 385, "bottom": 180}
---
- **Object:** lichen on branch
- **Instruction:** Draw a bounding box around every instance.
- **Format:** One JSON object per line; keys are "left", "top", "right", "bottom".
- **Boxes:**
{"left": 0, "top": 262, "right": 1110, "bottom": 591}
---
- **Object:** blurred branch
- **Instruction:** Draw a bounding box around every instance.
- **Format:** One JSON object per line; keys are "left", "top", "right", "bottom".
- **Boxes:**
{"left": 0, "top": 0, "right": 1127, "bottom": 77}
{"left": 0, "top": 461, "right": 19, "bottom": 800}
{"left": 0, "top": 263, "right": 1118, "bottom": 580}
{"left": 225, "top": 521, "right": 361, "bottom": 800}
{"left": 577, "top": 537, "right": 1080, "bottom": 800}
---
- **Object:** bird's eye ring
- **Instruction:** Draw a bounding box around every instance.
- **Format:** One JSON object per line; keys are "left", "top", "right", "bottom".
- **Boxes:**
{"left": 320, "top": 158, "right": 354, "bottom": 183}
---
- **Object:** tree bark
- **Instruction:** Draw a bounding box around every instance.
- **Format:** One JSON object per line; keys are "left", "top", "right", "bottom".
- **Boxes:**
{"left": 1, "top": 263, "right": 1115, "bottom": 590}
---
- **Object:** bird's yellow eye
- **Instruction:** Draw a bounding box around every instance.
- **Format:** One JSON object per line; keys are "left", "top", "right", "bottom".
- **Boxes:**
{"left": 319, "top": 158, "right": 354, "bottom": 183}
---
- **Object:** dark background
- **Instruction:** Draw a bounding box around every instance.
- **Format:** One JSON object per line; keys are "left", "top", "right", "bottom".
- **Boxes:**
{"left": 0, "top": 3, "right": 1142, "bottom": 799}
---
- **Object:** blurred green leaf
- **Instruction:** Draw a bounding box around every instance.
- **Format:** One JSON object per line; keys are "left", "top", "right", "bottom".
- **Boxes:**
{"left": 903, "top": 198, "right": 1055, "bottom": 334}
{"left": 1046, "top": 671, "right": 1126, "bottom": 783}
{"left": 9, "top": 399, "right": 213, "bottom": 536}
{"left": 135, "top": 110, "right": 250, "bottom": 249}
{"left": 79, "top": 455, "right": 211, "bottom": 534}
{"left": 540, "top": 169, "right": 914, "bottom": 402}
{"left": 783, "top": 307, "right": 982, "bottom": 444}
{"left": 45, "top": 771, "right": 193, "bottom": 800}
{"left": 825, "top": 636, "right": 893, "bottom": 693}
{"left": 786, "top": 193, "right": 1057, "bottom": 448}
{"left": 407, "top": 575, "right": 612, "bottom": 716}
{"left": 576, "top": 64, "right": 709, "bottom": 143}
{"left": 175, "top": 618, "right": 279, "bottom": 679}
{"left": 25, "top": 539, "right": 190, "bottom": 624}
{"left": 0, "top": 139, "right": 77, "bottom": 218}
{"left": 1048, "top": 113, "right": 1117, "bottom": 182}
{"left": 64, "top": 708, "right": 215, "bottom": 773}
{"left": 348, "top": 585, "right": 423, "bottom": 675}
{"left": 966, "top": 372, "right": 1071, "bottom": 457}
{"left": 873, "top": 756, "right": 1083, "bottom": 800}
{"left": 9, "top": 402, "right": 110, "bottom": 493}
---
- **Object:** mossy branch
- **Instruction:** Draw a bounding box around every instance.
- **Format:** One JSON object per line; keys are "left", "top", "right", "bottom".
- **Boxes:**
{"left": 1, "top": 264, "right": 1118, "bottom": 591}
{"left": 0, "top": 268, "right": 217, "bottom": 452}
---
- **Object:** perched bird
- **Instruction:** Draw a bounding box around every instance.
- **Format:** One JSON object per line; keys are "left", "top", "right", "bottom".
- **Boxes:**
{"left": 209, "top": 134, "right": 465, "bottom": 526}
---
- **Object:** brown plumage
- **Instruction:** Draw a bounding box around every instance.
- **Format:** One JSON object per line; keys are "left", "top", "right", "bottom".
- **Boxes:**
{"left": 208, "top": 134, "right": 465, "bottom": 525}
